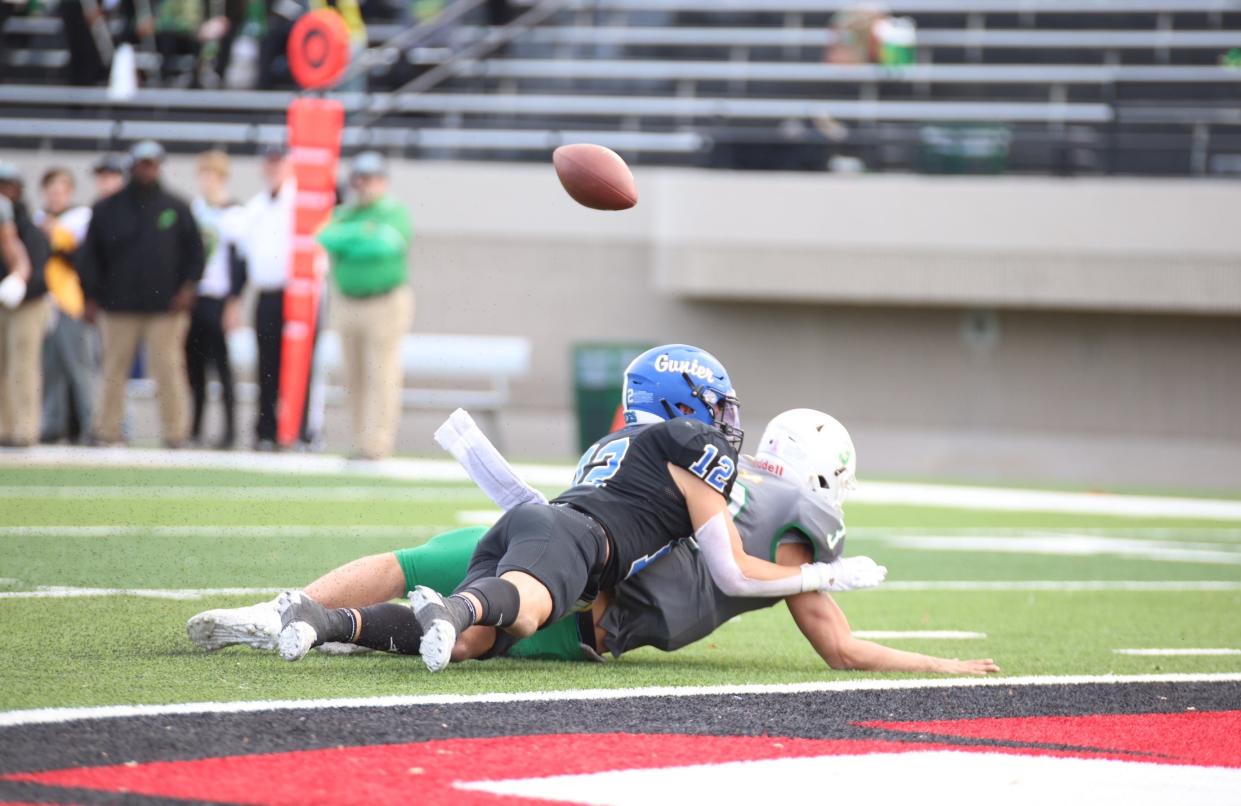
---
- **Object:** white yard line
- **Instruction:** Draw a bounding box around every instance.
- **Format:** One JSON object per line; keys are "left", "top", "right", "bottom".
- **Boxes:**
{"left": 0, "top": 486, "right": 488, "bottom": 502}
{"left": 851, "top": 630, "right": 985, "bottom": 640}
{"left": 1114, "top": 648, "right": 1241, "bottom": 657}
{"left": 456, "top": 510, "right": 502, "bottom": 526}
{"left": 850, "top": 480, "right": 1241, "bottom": 521}
{"left": 0, "top": 586, "right": 285, "bottom": 600}
{"left": 876, "top": 534, "right": 1241, "bottom": 565}
{"left": 1, "top": 672, "right": 1238, "bottom": 729}
{"left": 880, "top": 580, "right": 1241, "bottom": 592}
{"left": 1, "top": 580, "right": 1237, "bottom": 600}
{"left": 0, "top": 525, "right": 448, "bottom": 539}
{"left": 5, "top": 445, "right": 1241, "bottom": 521}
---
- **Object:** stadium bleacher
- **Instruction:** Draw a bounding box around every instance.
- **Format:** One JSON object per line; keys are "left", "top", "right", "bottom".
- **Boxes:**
{"left": 1, "top": 0, "right": 1239, "bottom": 173}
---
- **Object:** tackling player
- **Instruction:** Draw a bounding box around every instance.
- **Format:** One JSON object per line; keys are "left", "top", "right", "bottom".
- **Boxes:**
{"left": 343, "top": 343, "right": 876, "bottom": 673}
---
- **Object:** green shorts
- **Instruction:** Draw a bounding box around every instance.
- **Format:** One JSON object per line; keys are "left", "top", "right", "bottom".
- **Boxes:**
{"left": 393, "top": 526, "right": 586, "bottom": 662}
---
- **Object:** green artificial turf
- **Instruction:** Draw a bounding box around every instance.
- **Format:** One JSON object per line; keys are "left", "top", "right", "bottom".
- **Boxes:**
{"left": 0, "top": 465, "right": 1238, "bottom": 712}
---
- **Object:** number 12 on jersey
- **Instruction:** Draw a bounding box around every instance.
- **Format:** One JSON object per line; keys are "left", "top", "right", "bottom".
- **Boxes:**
{"left": 688, "top": 443, "right": 735, "bottom": 494}
{"left": 574, "top": 437, "right": 631, "bottom": 486}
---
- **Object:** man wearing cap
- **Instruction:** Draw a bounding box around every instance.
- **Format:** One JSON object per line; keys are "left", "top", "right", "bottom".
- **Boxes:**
{"left": 0, "top": 163, "right": 51, "bottom": 448}
{"left": 78, "top": 140, "right": 205, "bottom": 448}
{"left": 317, "top": 151, "right": 412, "bottom": 460}
{"left": 92, "top": 154, "right": 128, "bottom": 200}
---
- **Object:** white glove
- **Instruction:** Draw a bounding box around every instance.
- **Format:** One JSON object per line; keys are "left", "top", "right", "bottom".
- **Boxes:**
{"left": 800, "top": 556, "right": 887, "bottom": 593}
{"left": 0, "top": 274, "right": 26, "bottom": 309}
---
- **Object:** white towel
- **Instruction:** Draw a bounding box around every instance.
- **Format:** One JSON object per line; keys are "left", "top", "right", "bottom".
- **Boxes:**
{"left": 434, "top": 409, "right": 548, "bottom": 512}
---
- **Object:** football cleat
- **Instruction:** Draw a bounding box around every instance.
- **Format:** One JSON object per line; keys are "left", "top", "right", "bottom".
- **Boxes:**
{"left": 276, "top": 590, "right": 335, "bottom": 662}
{"left": 409, "top": 586, "right": 456, "bottom": 673}
{"left": 186, "top": 598, "right": 282, "bottom": 651}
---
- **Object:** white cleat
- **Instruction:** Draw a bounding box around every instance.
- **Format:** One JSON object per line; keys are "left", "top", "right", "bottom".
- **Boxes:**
{"left": 409, "top": 586, "right": 457, "bottom": 673}
{"left": 278, "top": 621, "right": 318, "bottom": 662}
{"left": 186, "top": 599, "right": 282, "bottom": 651}
{"left": 275, "top": 590, "right": 331, "bottom": 662}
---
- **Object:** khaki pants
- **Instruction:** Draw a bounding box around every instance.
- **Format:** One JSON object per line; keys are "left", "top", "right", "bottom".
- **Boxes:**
{"left": 95, "top": 310, "right": 191, "bottom": 445}
{"left": 332, "top": 285, "right": 413, "bottom": 459}
{"left": 0, "top": 297, "right": 50, "bottom": 445}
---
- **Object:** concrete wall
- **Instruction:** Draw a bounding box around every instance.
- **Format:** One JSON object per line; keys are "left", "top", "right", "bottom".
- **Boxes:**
{"left": 5, "top": 149, "right": 1239, "bottom": 490}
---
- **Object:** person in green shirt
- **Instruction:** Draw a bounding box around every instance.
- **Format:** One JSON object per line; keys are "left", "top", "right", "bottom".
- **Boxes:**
{"left": 317, "top": 151, "right": 413, "bottom": 460}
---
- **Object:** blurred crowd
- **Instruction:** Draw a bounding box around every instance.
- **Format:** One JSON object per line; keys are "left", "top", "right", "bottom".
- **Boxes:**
{"left": 16, "top": 0, "right": 408, "bottom": 90}
{"left": 0, "top": 141, "right": 413, "bottom": 459}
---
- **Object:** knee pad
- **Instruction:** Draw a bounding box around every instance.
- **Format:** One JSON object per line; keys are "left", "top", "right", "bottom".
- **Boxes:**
{"left": 460, "top": 577, "right": 520, "bottom": 629}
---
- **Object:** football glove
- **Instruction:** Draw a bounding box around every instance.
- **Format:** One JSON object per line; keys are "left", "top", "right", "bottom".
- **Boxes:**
{"left": 801, "top": 556, "right": 887, "bottom": 593}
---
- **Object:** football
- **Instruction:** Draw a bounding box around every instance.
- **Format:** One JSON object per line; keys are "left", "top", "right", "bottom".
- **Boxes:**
{"left": 552, "top": 144, "right": 638, "bottom": 210}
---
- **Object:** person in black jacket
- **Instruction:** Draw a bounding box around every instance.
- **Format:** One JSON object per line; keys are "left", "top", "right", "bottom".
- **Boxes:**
{"left": 0, "top": 163, "right": 51, "bottom": 448}
{"left": 78, "top": 141, "right": 205, "bottom": 448}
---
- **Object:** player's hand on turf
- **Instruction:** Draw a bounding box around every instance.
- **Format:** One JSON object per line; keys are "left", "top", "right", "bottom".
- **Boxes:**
{"left": 939, "top": 658, "right": 1001, "bottom": 676}
{"left": 815, "top": 556, "right": 887, "bottom": 592}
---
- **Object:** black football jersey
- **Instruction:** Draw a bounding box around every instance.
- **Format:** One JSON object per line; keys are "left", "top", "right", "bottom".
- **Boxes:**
{"left": 553, "top": 417, "right": 739, "bottom": 585}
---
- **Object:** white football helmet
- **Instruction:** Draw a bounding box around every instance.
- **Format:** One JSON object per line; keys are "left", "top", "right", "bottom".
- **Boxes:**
{"left": 753, "top": 408, "right": 857, "bottom": 508}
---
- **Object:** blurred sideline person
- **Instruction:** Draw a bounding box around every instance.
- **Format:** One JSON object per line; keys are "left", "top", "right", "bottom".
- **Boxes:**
{"left": 92, "top": 154, "right": 128, "bottom": 200}
{"left": 240, "top": 144, "right": 301, "bottom": 451}
{"left": 188, "top": 150, "right": 246, "bottom": 449}
{"left": 34, "top": 167, "right": 96, "bottom": 444}
{"left": 317, "top": 151, "right": 412, "bottom": 460}
{"left": 79, "top": 140, "right": 205, "bottom": 448}
{"left": 0, "top": 162, "right": 50, "bottom": 448}
{"left": 189, "top": 409, "right": 997, "bottom": 676}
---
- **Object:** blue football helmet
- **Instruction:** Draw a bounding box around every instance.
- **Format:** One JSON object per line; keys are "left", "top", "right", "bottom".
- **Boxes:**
{"left": 622, "top": 344, "right": 743, "bottom": 449}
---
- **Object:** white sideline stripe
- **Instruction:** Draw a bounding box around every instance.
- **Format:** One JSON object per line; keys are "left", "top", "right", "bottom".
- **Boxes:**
{"left": 457, "top": 509, "right": 502, "bottom": 526}
{"left": 1, "top": 673, "right": 1238, "bottom": 729}
{"left": 1, "top": 581, "right": 1237, "bottom": 600}
{"left": 0, "top": 486, "right": 490, "bottom": 502}
{"left": 1114, "top": 648, "right": 1241, "bottom": 656}
{"left": 850, "top": 630, "right": 985, "bottom": 640}
{"left": 880, "top": 580, "right": 1241, "bottom": 591}
{"left": 0, "top": 445, "right": 571, "bottom": 488}
{"left": 879, "top": 534, "right": 1241, "bottom": 565}
{"left": 0, "top": 525, "right": 448, "bottom": 539}
{"left": 851, "top": 480, "right": 1241, "bottom": 521}
{"left": 0, "top": 586, "right": 285, "bottom": 600}
{"left": 6, "top": 445, "right": 1241, "bottom": 521}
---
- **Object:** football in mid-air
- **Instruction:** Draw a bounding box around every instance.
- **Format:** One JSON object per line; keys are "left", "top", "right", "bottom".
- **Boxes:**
{"left": 552, "top": 144, "right": 638, "bottom": 211}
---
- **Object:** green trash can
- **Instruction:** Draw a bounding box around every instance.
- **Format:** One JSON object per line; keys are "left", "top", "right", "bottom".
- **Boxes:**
{"left": 572, "top": 342, "right": 653, "bottom": 454}
{"left": 919, "top": 124, "right": 1011, "bottom": 175}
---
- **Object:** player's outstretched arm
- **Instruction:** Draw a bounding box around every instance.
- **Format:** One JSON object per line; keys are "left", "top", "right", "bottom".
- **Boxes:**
{"left": 671, "top": 464, "right": 818, "bottom": 597}
{"left": 773, "top": 546, "right": 999, "bottom": 675}
{"left": 671, "top": 464, "right": 887, "bottom": 598}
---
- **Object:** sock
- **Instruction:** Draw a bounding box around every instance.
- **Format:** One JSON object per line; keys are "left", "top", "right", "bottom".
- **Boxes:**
{"left": 442, "top": 594, "right": 477, "bottom": 633}
{"left": 354, "top": 603, "right": 423, "bottom": 654}
{"left": 458, "top": 578, "right": 520, "bottom": 629}
{"left": 323, "top": 608, "right": 357, "bottom": 644}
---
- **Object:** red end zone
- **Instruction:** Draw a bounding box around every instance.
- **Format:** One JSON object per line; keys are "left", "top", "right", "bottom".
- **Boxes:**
{"left": 5, "top": 712, "right": 1239, "bottom": 805}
